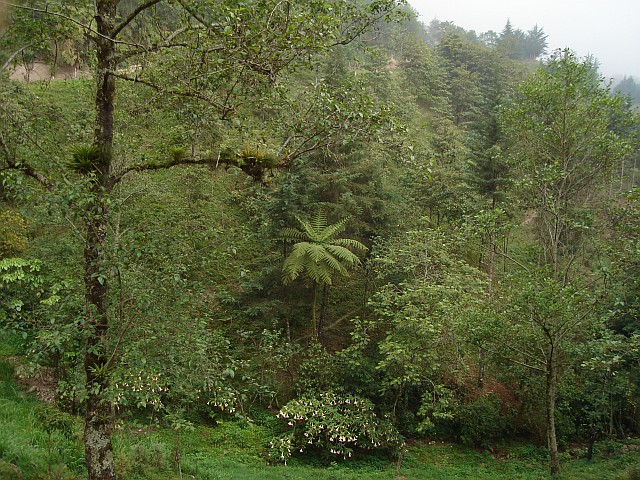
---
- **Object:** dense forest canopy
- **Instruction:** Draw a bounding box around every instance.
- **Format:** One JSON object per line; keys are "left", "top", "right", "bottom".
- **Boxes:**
{"left": 1, "top": 2, "right": 639, "bottom": 479}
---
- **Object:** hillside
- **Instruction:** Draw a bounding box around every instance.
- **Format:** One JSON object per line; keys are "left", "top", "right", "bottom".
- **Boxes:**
{"left": 1, "top": 2, "right": 639, "bottom": 479}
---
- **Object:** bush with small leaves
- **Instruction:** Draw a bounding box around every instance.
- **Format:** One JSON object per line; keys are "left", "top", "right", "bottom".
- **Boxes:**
{"left": 269, "top": 392, "right": 403, "bottom": 464}
{"left": 0, "top": 210, "right": 28, "bottom": 257}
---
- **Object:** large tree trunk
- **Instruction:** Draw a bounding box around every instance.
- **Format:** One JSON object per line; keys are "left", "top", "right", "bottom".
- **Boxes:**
{"left": 84, "top": 1, "right": 117, "bottom": 478}
{"left": 546, "top": 359, "right": 561, "bottom": 476}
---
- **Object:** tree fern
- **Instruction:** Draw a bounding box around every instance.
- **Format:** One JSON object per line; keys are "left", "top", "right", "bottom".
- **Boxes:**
{"left": 279, "top": 208, "right": 367, "bottom": 340}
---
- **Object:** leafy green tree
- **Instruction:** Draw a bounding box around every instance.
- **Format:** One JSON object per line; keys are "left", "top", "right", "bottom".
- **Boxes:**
{"left": 281, "top": 209, "right": 367, "bottom": 342}
{"left": 501, "top": 49, "right": 638, "bottom": 280}
{"left": 465, "top": 69, "right": 513, "bottom": 285}
{"left": 490, "top": 49, "right": 638, "bottom": 475}
{"left": 471, "top": 274, "right": 599, "bottom": 475}
{"left": 567, "top": 329, "right": 638, "bottom": 459}
{"left": 496, "top": 20, "right": 523, "bottom": 59}
{"left": 436, "top": 33, "right": 491, "bottom": 125}
{"left": 400, "top": 38, "right": 449, "bottom": 112}
{"left": 606, "top": 188, "right": 640, "bottom": 336}
{"left": 369, "top": 224, "right": 486, "bottom": 434}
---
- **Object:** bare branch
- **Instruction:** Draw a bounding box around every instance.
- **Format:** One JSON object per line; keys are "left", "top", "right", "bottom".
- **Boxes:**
{"left": 283, "top": 139, "right": 333, "bottom": 165}
{"left": 5, "top": 2, "right": 143, "bottom": 48}
{"left": 492, "top": 247, "right": 531, "bottom": 273}
{"left": 483, "top": 343, "right": 546, "bottom": 373}
{"left": 110, "top": 71, "right": 233, "bottom": 114}
{"left": 175, "top": 0, "right": 210, "bottom": 29}
{"left": 333, "top": 8, "right": 397, "bottom": 47}
{"left": 1, "top": 41, "right": 35, "bottom": 71}
{"left": 112, "top": 0, "right": 163, "bottom": 38}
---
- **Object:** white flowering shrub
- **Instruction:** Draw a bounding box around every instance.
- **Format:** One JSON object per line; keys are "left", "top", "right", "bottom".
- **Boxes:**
{"left": 269, "top": 392, "right": 403, "bottom": 464}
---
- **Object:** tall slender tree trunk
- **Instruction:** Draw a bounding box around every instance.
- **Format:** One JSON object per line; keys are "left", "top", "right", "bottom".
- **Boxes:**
{"left": 84, "top": 1, "right": 117, "bottom": 478}
{"left": 318, "top": 283, "right": 330, "bottom": 342}
{"left": 487, "top": 195, "right": 498, "bottom": 289}
{"left": 311, "top": 282, "right": 318, "bottom": 342}
{"left": 83, "top": 215, "right": 115, "bottom": 480}
{"left": 546, "top": 357, "right": 560, "bottom": 476}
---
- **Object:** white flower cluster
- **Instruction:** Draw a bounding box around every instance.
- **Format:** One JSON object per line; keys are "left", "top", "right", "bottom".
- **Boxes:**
{"left": 269, "top": 392, "right": 403, "bottom": 463}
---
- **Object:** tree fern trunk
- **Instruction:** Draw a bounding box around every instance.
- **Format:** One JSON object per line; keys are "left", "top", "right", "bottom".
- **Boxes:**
{"left": 318, "top": 283, "right": 330, "bottom": 342}
{"left": 311, "top": 282, "right": 318, "bottom": 342}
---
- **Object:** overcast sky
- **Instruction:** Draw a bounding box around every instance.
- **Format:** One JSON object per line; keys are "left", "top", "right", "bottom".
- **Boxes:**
{"left": 408, "top": 0, "right": 640, "bottom": 80}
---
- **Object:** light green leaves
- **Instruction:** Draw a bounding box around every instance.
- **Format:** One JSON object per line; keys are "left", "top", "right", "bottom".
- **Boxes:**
{"left": 280, "top": 209, "right": 367, "bottom": 286}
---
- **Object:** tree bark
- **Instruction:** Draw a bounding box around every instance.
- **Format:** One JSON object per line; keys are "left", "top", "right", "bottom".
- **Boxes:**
{"left": 586, "top": 434, "right": 595, "bottom": 460}
{"left": 546, "top": 358, "right": 561, "bottom": 476}
{"left": 84, "top": 1, "right": 117, "bottom": 479}
{"left": 84, "top": 213, "right": 115, "bottom": 480}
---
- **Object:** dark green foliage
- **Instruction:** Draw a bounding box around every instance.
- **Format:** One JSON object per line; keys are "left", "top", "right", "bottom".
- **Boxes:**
{"left": 293, "top": 343, "right": 339, "bottom": 395}
{"left": 1, "top": 4, "right": 640, "bottom": 478}
{"left": 454, "top": 394, "right": 514, "bottom": 447}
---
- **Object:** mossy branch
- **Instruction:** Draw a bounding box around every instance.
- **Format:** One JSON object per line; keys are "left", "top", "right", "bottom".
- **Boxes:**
{"left": 113, "top": 156, "right": 219, "bottom": 184}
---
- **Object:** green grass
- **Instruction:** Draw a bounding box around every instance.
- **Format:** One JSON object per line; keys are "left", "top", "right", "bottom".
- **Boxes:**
{"left": 0, "top": 331, "right": 25, "bottom": 356}
{"left": 0, "top": 356, "right": 85, "bottom": 479}
{"left": 108, "top": 421, "right": 640, "bottom": 480}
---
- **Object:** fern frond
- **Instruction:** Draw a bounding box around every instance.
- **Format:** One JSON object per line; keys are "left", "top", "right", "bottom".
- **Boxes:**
{"left": 319, "top": 216, "right": 350, "bottom": 242}
{"left": 299, "top": 242, "right": 325, "bottom": 265}
{"left": 309, "top": 209, "right": 328, "bottom": 235}
{"left": 282, "top": 253, "right": 305, "bottom": 284}
{"left": 324, "top": 245, "right": 362, "bottom": 267}
{"left": 279, "top": 227, "right": 306, "bottom": 242}
{"left": 321, "top": 251, "right": 349, "bottom": 277}
{"left": 332, "top": 238, "right": 368, "bottom": 252}
{"left": 296, "top": 215, "right": 321, "bottom": 242}
{"left": 280, "top": 208, "right": 366, "bottom": 286}
{"left": 313, "top": 267, "right": 334, "bottom": 285}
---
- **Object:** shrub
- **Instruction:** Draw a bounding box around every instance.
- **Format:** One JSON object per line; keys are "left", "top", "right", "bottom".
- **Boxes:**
{"left": 116, "top": 438, "right": 170, "bottom": 478}
{"left": 269, "top": 392, "right": 403, "bottom": 464}
{"left": 455, "top": 393, "right": 514, "bottom": 447}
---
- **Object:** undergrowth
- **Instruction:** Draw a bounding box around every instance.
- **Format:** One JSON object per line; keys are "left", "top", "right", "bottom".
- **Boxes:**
{"left": 1, "top": 344, "right": 639, "bottom": 480}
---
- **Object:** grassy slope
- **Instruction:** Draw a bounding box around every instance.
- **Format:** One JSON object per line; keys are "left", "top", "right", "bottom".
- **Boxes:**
{"left": 0, "top": 335, "right": 85, "bottom": 480}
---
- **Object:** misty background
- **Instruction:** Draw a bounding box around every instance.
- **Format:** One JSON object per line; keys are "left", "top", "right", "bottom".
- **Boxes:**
{"left": 409, "top": 0, "right": 640, "bottom": 80}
